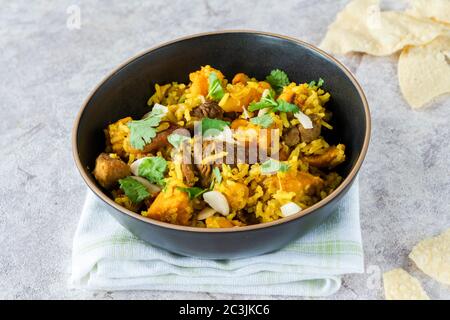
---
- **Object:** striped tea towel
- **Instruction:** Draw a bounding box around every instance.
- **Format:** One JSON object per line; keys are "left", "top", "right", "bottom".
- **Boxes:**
{"left": 70, "top": 180, "right": 363, "bottom": 297}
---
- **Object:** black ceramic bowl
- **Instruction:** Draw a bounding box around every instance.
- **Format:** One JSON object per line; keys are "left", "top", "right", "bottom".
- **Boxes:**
{"left": 73, "top": 31, "right": 370, "bottom": 259}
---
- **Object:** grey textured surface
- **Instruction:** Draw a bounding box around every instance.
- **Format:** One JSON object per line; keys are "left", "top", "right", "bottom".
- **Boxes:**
{"left": 0, "top": 0, "right": 449, "bottom": 300}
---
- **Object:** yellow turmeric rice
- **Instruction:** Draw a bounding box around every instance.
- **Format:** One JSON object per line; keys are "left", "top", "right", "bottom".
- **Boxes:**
{"left": 93, "top": 66, "right": 346, "bottom": 228}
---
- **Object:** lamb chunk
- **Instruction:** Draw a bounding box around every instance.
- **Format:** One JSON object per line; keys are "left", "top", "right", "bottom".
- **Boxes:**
{"left": 298, "top": 115, "right": 322, "bottom": 143}
{"left": 196, "top": 163, "right": 212, "bottom": 188}
{"left": 282, "top": 126, "right": 301, "bottom": 147}
{"left": 93, "top": 153, "right": 131, "bottom": 189}
{"left": 181, "top": 163, "right": 197, "bottom": 187}
{"left": 191, "top": 101, "right": 224, "bottom": 119}
{"left": 140, "top": 124, "right": 178, "bottom": 153}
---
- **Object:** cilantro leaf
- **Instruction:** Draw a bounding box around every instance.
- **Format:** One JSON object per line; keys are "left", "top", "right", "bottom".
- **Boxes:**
{"left": 209, "top": 167, "right": 222, "bottom": 190}
{"left": 266, "top": 69, "right": 290, "bottom": 93}
{"left": 207, "top": 72, "right": 225, "bottom": 101}
{"left": 250, "top": 114, "right": 274, "bottom": 128}
{"left": 201, "top": 118, "right": 231, "bottom": 137}
{"left": 309, "top": 78, "right": 324, "bottom": 88}
{"left": 213, "top": 167, "right": 222, "bottom": 184}
{"left": 168, "top": 133, "right": 190, "bottom": 149}
{"left": 249, "top": 89, "right": 298, "bottom": 114}
{"left": 248, "top": 90, "right": 278, "bottom": 112}
{"left": 127, "top": 119, "right": 158, "bottom": 150}
{"left": 177, "top": 186, "right": 206, "bottom": 200}
{"left": 317, "top": 78, "right": 324, "bottom": 87}
{"left": 260, "top": 158, "right": 290, "bottom": 175}
{"left": 128, "top": 104, "right": 167, "bottom": 150}
{"left": 118, "top": 177, "right": 150, "bottom": 203}
{"left": 274, "top": 99, "right": 299, "bottom": 113}
{"left": 137, "top": 156, "right": 167, "bottom": 186}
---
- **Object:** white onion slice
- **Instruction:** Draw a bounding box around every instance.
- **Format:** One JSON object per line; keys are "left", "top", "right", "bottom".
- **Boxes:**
{"left": 280, "top": 202, "right": 302, "bottom": 217}
{"left": 294, "top": 111, "right": 313, "bottom": 129}
{"left": 130, "top": 157, "right": 152, "bottom": 176}
{"left": 258, "top": 108, "right": 270, "bottom": 117}
{"left": 197, "top": 207, "right": 216, "bottom": 220}
{"left": 261, "top": 89, "right": 270, "bottom": 98}
{"left": 242, "top": 107, "right": 250, "bottom": 119}
{"left": 203, "top": 191, "right": 230, "bottom": 216}
{"left": 129, "top": 176, "right": 161, "bottom": 194}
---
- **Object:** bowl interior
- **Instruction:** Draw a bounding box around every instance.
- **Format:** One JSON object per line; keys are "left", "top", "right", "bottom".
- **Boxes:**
{"left": 75, "top": 32, "right": 368, "bottom": 206}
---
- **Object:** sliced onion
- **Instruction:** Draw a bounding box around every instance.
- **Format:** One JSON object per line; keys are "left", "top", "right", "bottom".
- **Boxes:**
{"left": 294, "top": 111, "right": 313, "bottom": 129}
{"left": 258, "top": 108, "right": 270, "bottom": 117}
{"left": 130, "top": 157, "right": 152, "bottom": 176}
{"left": 203, "top": 191, "right": 230, "bottom": 216}
{"left": 197, "top": 207, "right": 216, "bottom": 220}
{"left": 280, "top": 202, "right": 302, "bottom": 217}
{"left": 129, "top": 176, "right": 161, "bottom": 194}
{"left": 261, "top": 89, "right": 270, "bottom": 98}
{"left": 242, "top": 107, "right": 250, "bottom": 119}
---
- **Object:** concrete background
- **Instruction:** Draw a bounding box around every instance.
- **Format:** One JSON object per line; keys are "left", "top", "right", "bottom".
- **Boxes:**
{"left": 0, "top": 0, "right": 449, "bottom": 299}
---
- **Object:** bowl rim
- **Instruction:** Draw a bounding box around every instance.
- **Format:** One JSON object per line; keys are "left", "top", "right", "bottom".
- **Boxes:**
{"left": 72, "top": 30, "right": 371, "bottom": 233}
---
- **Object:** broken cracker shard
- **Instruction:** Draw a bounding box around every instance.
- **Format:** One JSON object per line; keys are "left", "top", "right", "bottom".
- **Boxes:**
{"left": 383, "top": 268, "right": 430, "bottom": 300}
{"left": 409, "top": 228, "right": 450, "bottom": 285}
{"left": 319, "top": 0, "right": 450, "bottom": 108}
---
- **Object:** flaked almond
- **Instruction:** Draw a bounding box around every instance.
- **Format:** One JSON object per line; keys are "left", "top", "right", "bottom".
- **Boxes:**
{"left": 280, "top": 202, "right": 302, "bottom": 217}
{"left": 203, "top": 191, "right": 230, "bottom": 216}
{"left": 197, "top": 207, "right": 216, "bottom": 220}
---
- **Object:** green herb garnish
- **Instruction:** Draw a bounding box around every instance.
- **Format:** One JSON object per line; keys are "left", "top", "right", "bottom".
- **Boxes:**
{"left": 248, "top": 89, "right": 278, "bottom": 112}
{"left": 275, "top": 100, "right": 299, "bottom": 113}
{"left": 118, "top": 177, "right": 150, "bottom": 203}
{"left": 250, "top": 114, "right": 274, "bottom": 128}
{"left": 260, "top": 158, "right": 290, "bottom": 175}
{"left": 168, "top": 133, "right": 190, "bottom": 149}
{"left": 265, "top": 69, "right": 290, "bottom": 94}
{"left": 248, "top": 89, "right": 298, "bottom": 114}
{"left": 308, "top": 77, "right": 324, "bottom": 88}
{"left": 138, "top": 156, "right": 167, "bottom": 186}
{"left": 213, "top": 167, "right": 222, "bottom": 184}
{"left": 207, "top": 72, "right": 225, "bottom": 101}
{"left": 177, "top": 186, "right": 207, "bottom": 200}
{"left": 127, "top": 104, "right": 167, "bottom": 150}
{"left": 201, "top": 118, "right": 231, "bottom": 137}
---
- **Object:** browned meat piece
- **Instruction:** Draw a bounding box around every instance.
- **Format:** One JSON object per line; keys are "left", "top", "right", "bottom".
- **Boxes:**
{"left": 223, "top": 112, "right": 239, "bottom": 122}
{"left": 181, "top": 163, "right": 196, "bottom": 187}
{"left": 191, "top": 101, "right": 224, "bottom": 119}
{"left": 93, "top": 153, "right": 131, "bottom": 189}
{"left": 282, "top": 126, "right": 301, "bottom": 147}
{"left": 278, "top": 146, "right": 290, "bottom": 161}
{"left": 141, "top": 124, "right": 178, "bottom": 153}
{"left": 196, "top": 164, "right": 212, "bottom": 188}
{"left": 298, "top": 115, "right": 322, "bottom": 143}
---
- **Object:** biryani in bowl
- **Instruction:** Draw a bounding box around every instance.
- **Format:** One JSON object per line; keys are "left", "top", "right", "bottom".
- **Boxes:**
{"left": 92, "top": 65, "right": 346, "bottom": 228}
